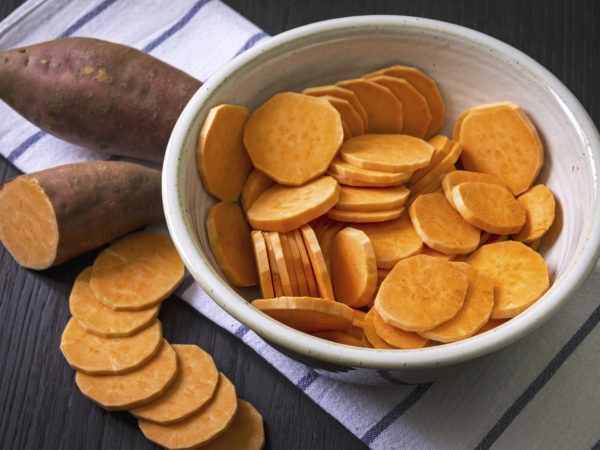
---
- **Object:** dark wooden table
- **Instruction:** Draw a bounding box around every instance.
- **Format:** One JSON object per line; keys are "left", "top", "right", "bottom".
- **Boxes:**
{"left": 1, "top": 1, "right": 598, "bottom": 449}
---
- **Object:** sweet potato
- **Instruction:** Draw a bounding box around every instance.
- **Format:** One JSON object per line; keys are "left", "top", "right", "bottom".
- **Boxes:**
{"left": 441, "top": 170, "right": 508, "bottom": 209}
{"left": 300, "top": 225, "right": 335, "bottom": 301}
{"left": 262, "top": 232, "right": 284, "bottom": 297}
{"left": 250, "top": 231, "right": 275, "bottom": 299}
{"left": 0, "top": 161, "right": 162, "bottom": 269}
{"left": 312, "top": 330, "right": 363, "bottom": 347}
{"left": 320, "top": 95, "right": 365, "bottom": 136}
{"left": 371, "top": 309, "right": 428, "bottom": 349}
{"left": 327, "top": 206, "right": 405, "bottom": 223}
{"left": 293, "top": 229, "right": 320, "bottom": 297}
{"left": 0, "top": 37, "right": 201, "bottom": 162}
{"left": 512, "top": 184, "right": 556, "bottom": 243}
{"left": 201, "top": 399, "right": 265, "bottom": 450}
{"left": 240, "top": 169, "right": 275, "bottom": 212}
{"left": 363, "top": 309, "right": 396, "bottom": 349}
{"left": 265, "top": 232, "right": 294, "bottom": 296}
{"left": 335, "top": 185, "right": 409, "bottom": 212}
{"left": 283, "top": 232, "right": 310, "bottom": 296}
{"left": 302, "top": 85, "right": 369, "bottom": 129}
{"left": 329, "top": 156, "right": 411, "bottom": 186}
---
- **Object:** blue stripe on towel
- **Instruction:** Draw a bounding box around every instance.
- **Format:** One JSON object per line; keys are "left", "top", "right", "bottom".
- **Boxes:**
{"left": 56, "top": 0, "right": 118, "bottom": 39}
{"left": 7, "top": 130, "right": 46, "bottom": 163}
{"left": 296, "top": 369, "right": 319, "bottom": 391}
{"left": 233, "top": 31, "right": 269, "bottom": 57}
{"left": 234, "top": 325, "right": 250, "bottom": 338}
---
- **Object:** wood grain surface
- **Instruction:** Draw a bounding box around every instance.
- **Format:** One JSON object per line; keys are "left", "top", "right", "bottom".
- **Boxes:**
{"left": 0, "top": 1, "right": 598, "bottom": 449}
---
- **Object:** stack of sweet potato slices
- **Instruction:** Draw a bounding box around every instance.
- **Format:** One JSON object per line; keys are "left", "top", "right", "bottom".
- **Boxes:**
{"left": 60, "top": 231, "right": 265, "bottom": 449}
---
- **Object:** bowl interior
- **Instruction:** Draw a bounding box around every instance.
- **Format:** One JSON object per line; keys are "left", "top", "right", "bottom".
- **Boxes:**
{"left": 164, "top": 16, "right": 600, "bottom": 370}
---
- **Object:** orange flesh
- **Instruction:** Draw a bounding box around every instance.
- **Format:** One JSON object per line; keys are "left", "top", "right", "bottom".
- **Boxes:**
{"left": 201, "top": 399, "right": 265, "bottom": 450}
{"left": 262, "top": 232, "right": 284, "bottom": 297}
{"left": 293, "top": 229, "right": 320, "bottom": 297}
{"left": 372, "top": 309, "right": 428, "bottom": 349}
{"left": 302, "top": 85, "right": 369, "bottom": 129}
{"left": 279, "top": 231, "right": 300, "bottom": 296}
{"left": 250, "top": 231, "right": 275, "bottom": 299}
{"left": 329, "top": 156, "right": 412, "bottom": 185}
{"left": 328, "top": 170, "right": 409, "bottom": 188}
{"left": 284, "top": 232, "right": 310, "bottom": 296}
{"left": 240, "top": 169, "right": 275, "bottom": 212}
{"left": 409, "top": 134, "right": 453, "bottom": 184}
{"left": 363, "top": 309, "right": 396, "bottom": 349}
{"left": 300, "top": 225, "right": 335, "bottom": 300}
{"left": 512, "top": 184, "right": 556, "bottom": 243}
{"left": 312, "top": 330, "right": 363, "bottom": 347}
{"left": 266, "top": 232, "right": 294, "bottom": 296}
{"left": 442, "top": 170, "right": 508, "bottom": 209}
{"left": 321, "top": 95, "right": 365, "bottom": 136}
{"left": 335, "top": 185, "right": 410, "bottom": 212}
{"left": 327, "top": 207, "right": 405, "bottom": 223}
{"left": 408, "top": 141, "right": 461, "bottom": 193}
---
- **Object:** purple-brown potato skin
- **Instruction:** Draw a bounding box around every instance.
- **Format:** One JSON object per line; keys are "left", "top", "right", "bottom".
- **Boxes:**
{"left": 0, "top": 38, "right": 202, "bottom": 162}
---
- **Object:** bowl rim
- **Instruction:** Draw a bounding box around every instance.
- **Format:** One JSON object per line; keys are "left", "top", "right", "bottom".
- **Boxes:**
{"left": 163, "top": 15, "right": 600, "bottom": 370}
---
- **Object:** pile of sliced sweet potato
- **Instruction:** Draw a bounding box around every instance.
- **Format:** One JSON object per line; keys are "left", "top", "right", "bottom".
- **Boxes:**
{"left": 60, "top": 231, "right": 265, "bottom": 449}
{"left": 199, "top": 64, "right": 556, "bottom": 349}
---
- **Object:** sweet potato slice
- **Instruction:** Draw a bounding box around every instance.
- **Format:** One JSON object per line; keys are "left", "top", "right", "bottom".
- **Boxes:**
{"left": 300, "top": 225, "right": 335, "bottom": 300}
{"left": 352, "top": 212, "right": 423, "bottom": 268}
{"left": 327, "top": 207, "right": 404, "bottom": 223}
{"left": 139, "top": 373, "right": 238, "bottom": 450}
{"left": 342, "top": 121, "right": 353, "bottom": 140}
{"left": 529, "top": 237, "right": 542, "bottom": 252}
{"left": 247, "top": 175, "right": 340, "bottom": 233}
{"left": 409, "top": 191, "right": 480, "bottom": 254}
{"left": 206, "top": 203, "right": 258, "bottom": 287}
{"left": 132, "top": 344, "right": 219, "bottom": 425}
{"left": 197, "top": 104, "right": 252, "bottom": 201}
{"left": 370, "top": 75, "right": 432, "bottom": 138}
{"left": 75, "top": 339, "right": 178, "bottom": 410}
{"left": 252, "top": 297, "right": 353, "bottom": 331}
{"left": 293, "top": 229, "right": 319, "bottom": 297}
{"left": 409, "top": 166, "right": 455, "bottom": 199}
{"left": 363, "top": 309, "right": 396, "bottom": 349}
{"left": 361, "top": 333, "right": 374, "bottom": 348}
{"left": 0, "top": 161, "right": 162, "bottom": 270}
{"left": 451, "top": 182, "right": 526, "bottom": 235}
{"left": 329, "top": 156, "right": 411, "bottom": 186}
{"left": 243, "top": 92, "right": 343, "bottom": 186}
{"left": 90, "top": 232, "right": 184, "bottom": 310}
{"left": 250, "top": 231, "right": 275, "bottom": 299}
{"left": 262, "top": 232, "right": 284, "bottom": 297}
{"left": 318, "top": 222, "right": 345, "bottom": 277}
{"left": 442, "top": 170, "right": 508, "bottom": 209}
{"left": 475, "top": 318, "right": 508, "bottom": 335}
{"left": 512, "top": 184, "right": 556, "bottom": 243}
{"left": 374, "top": 255, "right": 468, "bottom": 332}
{"left": 60, "top": 318, "right": 162, "bottom": 375}
{"left": 339, "top": 134, "right": 434, "bottom": 173}
{"left": 265, "top": 232, "right": 294, "bottom": 296}
{"left": 457, "top": 102, "right": 544, "bottom": 195}
{"left": 407, "top": 140, "right": 461, "bottom": 193}
{"left": 352, "top": 308, "right": 367, "bottom": 328}
{"left": 363, "top": 65, "right": 445, "bottom": 138}
{"left": 70, "top": 267, "right": 159, "bottom": 338}
{"left": 372, "top": 309, "right": 428, "bottom": 349}
{"left": 283, "top": 232, "right": 310, "bottom": 296}
{"left": 409, "top": 135, "right": 453, "bottom": 185}
{"left": 336, "top": 79, "right": 403, "bottom": 133}
{"left": 328, "top": 171, "right": 409, "bottom": 188}
{"left": 377, "top": 268, "right": 391, "bottom": 287}
{"left": 335, "top": 185, "right": 409, "bottom": 212}
{"left": 201, "top": 399, "right": 265, "bottom": 450}
{"left": 302, "top": 85, "right": 369, "bottom": 129}
{"left": 279, "top": 232, "right": 300, "bottom": 296}
{"left": 312, "top": 330, "right": 363, "bottom": 347}
{"left": 467, "top": 241, "right": 549, "bottom": 318}
{"left": 321, "top": 95, "right": 365, "bottom": 136}
{"left": 419, "top": 263, "right": 494, "bottom": 343}
{"left": 330, "top": 228, "right": 377, "bottom": 308}
{"left": 240, "top": 169, "right": 275, "bottom": 212}
{"left": 421, "top": 245, "right": 456, "bottom": 261}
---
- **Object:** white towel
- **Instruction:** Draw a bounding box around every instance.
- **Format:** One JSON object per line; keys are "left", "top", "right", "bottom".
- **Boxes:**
{"left": 1, "top": 2, "right": 599, "bottom": 449}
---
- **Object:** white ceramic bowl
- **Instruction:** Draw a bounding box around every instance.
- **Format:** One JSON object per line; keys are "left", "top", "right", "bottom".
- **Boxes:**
{"left": 163, "top": 16, "right": 600, "bottom": 384}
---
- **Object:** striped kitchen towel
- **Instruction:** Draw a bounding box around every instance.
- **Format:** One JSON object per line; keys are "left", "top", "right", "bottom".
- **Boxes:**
{"left": 1, "top": 1, "right": 599, "bottom": 449}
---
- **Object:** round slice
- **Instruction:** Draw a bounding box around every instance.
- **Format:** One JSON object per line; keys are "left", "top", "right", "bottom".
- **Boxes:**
{"left": 90, "top": 231, "right": 184, "bottom": 311}
{"left": 410, "top": 134, "right": 453, "bottom": 184}
{"left": 293, "top": 229, "right": 320, "bottom": 297}
{"left": 512, "top": 184, "right": 556, "bottom": 243}
{"left": 197, "top": 104, "right": 252, "bottom": 201}
{"left": 243, "top": 92, "right": 343, "bottom": 186}
{"left": 419, "top": 263, "right": 494, "bottom": 342}
{"left": 467, "top": 241, "right": 549, "bottom": 318}
{"left": 302, "top": 84, "right": 369, "bottom": 129}
{"left": 328, "top": 171, "right": 409, "bottom": 188}
{"left": 279, "top": 231, "right": 300, "bottom": 296}
{"left": 206, "top": 202, "right": 258, "bottom": 287}
{"left": 408, "top": 140, "right": 461, "bottom": 193}
{"left": 371, "top": 309, "right": 428, "bottom": 349}
{"left": 331, "top": 227, "right": 377, "bottom": 308}
{"left": 60, "top": 318, "right": 162, "bottom": 375}
{"left": 131, "top": 344, "right": 219, "bottom": 425}
{"left": 318, "top": 222, "right": 345, "bottom": 277}
{"left": 250, "top": 231, "right": 274, "bottom": 299}
{"left": 265, "top": 232, "right": 294, "bottom": 296}
{"left": 374, "top": 255, "right": 469, "bottom": 332}
{"left": 442, "top": 170, "right": 508, "bottom": 209}
{"left": 70, "top": 267, "right": 159, "bottom": 338}
{"left": 327, "top": 207, "right": 404, "bottom": 223}
{"left": 451, "top": 182, "right": 526, "bottom": 235}
{"left": 75, "top": 339, "right": 178, "bottom": 410}
{"left": 247, "top": 176, "right": 340, "bottom": 233}
{"left": 300, "top": 225, "right": 335, "bottom": 300}
{"left": 529, "top": 237, "right": 543, "bottom": 252}
{"left": 363, "top": 309, "right": 396, "bottom": 349}
{"left": 409, "top": 191, "right": 480, "bottom": 254}
{"left": 421, "top": 245, "right": 456, "bottom": 260}
{"left": 321, "top": 95, "right": 365, "bottom": 136}
{"left": 336, "top": 185, "right": 409, "bottom": 212}
{"left": 284, "top": 232, "right": 310, "bottom": 296}
{"left": 340, "top": 134, "right": 434, "bottom": 173}
{"left": 262, "top": 231, "right": 284, "bottom": 297}
{"left": 139, "top": 372, "right": 238, "bottom": 450}
{"left": 329, "top": 156, "right": 411, "bottom": 185}
{"left": 201, "top": 399, "right": 265, "bottom": 450}
{"left": 252, "top": 297, "right": 354, "bottom": 332}
{"left": 352, "top": 212, "right": 423, "bottom": 268}
{"left": 240, "top": 169, "right": 275, "bottom": 212}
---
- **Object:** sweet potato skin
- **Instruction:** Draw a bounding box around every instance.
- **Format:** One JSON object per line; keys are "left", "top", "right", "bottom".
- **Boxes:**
{"left": 0, "top": 37, "right": 201, "bottom": 162}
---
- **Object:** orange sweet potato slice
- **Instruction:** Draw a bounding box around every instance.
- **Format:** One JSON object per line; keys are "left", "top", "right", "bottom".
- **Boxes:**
{"left": 409, "top": 166, "right": 455, "bottom": 199}
{"left": 329, "top": 156, "right": 411, "bottom": 186}
{"left": 457, "top": 102, "right": 544, "bottom": 195}
{"left": 266, "top": 232, "right": 294, "bottom": 296}
{"left": 475, "top": 318, "right": 509, "bottom": 335}
{"left": 421, "top": 245, "right": 456, "bottom": 261}
{"left": 363, "top": 309, "right": 396, "bottom": 349}
{"left": 250, "top": 231, "right": 275, "bottom": 299}
{"left": 419, "top": 263, "right": 494, "bottom": 342}
{"left": 352, "top": 308, "right": 367, "bottom": 328}
{"left": 327, "top": 207, "right": 404, "bottom": 223}
{"left": 407, "top": 140, "right": 461, "bottom": 193}
{"left": 451, "top": 182, "right": 526, "bottom": 235}
{"left": 442, "top": 170, "right": 508, "bottom": 209}
{"left": 328, "top": 170, "right": 409, "bottom": 188}
{"left": 361, "top": 333, "right": 374, "bottom": 348}
{"left": 240, "top": 169, "right": 275, "bottom": 212}
{"left": 370, "top": 75, "right": 432, "bottom": 138}
{"left": 70, "top": 267, "right": 159, "bottom": 338}
{"left": 352, "top": 212, "right": 423, "bottom": 268}
{"left": 467, "top": 241, "right": 549, "bottom": 318}
{"left": 409, "top": 134, "right": 453, "bottom": 184}
{"left": 363, "top": 65, "right": 445, "bottom": 138}
{"left": 339, "top": 134, "right": 434, "bottom": 173}
{"left": 197, "top": 104, "right": 252, "bottom": 201}
{"left": 342, "top": 121, "right": 353, "bottom": 140}
{"left": 206, "top": 202, "right": 258, "bottom": 287}
{"left": 60, "top": 318, "right": 162, "bottom": 375}
{"left": 321, "top": 95, "right": 365, "bottom": 136}
{"left": 335, "top": 185, "right": 410, "bottom": 212}
{"left": 372, "top": 309, "right": 428, "bottom": 349}
{"left": 336, "top": 79, "right": 403, "bottom": 133}
{"left": 139, "top": 372, "right": 238, "bottom": 449}
{"left": 252, "top": 297, "right": 353, "bottom": 331}
{"left": 529, "top": 237, "right": 542, "bottom": 252}
{"left": 312, "top": 330, "right": 363, "bottom": 347}
{"left": 374, "top": 255, "right": 468, "bottom": 332}
{"left": 293, "top": 229, "right": 319, "bottom": 297}
{"left": 262, "top": 232, "right": 284, "bottom": 297}
{"left": 75, "top": 339, "right": 178, "bottom": 410}
{"left": 247, "top": 175, "right": 340, "bottom": 233}
{"left": 90, "top": 231, "right": 184, "bottom": 311}
{"left": 330, "top": 227, "right": 377, "bottom": 308}
{"left": 409, "top": 191, "right": 480, "bottom": 254}
{"left": 132, "top": 344, "right": 219, "bottom": 425}
{"left": 283, "top": 232, "right": 310, "bottom": 296}
{"left": 302, "top": 84, "right": 369, "bottom": 129}
{"left": 201, "top": 399, "right": 265, "bottom": 450}
{"left": 377, "top": 268, "right": 391, "bottom": 287}
{"left": 279, "top": 231, "right": 300, "bottom": 296}
{"left": 300, "top": 225, "right": 335, "bottom": 300}
{"left": 243, "top": 92, "right": 343, "bottom": 186}
{"left": 512, "top": 184, "right": 556, "bottom": 243}
{"left": 318, "top": 222, "right": 345, "bottom": 277}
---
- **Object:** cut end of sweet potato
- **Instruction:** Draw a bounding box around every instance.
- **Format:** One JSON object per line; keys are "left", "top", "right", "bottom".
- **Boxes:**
{"left": 201, "top": 399, "right": 265, "bottom": 450}
{"left": 512, "top": 184, "right": 556, "bottom": 243}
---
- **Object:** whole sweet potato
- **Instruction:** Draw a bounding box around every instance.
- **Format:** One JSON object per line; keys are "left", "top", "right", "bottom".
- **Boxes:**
{"left": 0, "top": 37, "right": 202, "bottom": 162}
